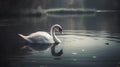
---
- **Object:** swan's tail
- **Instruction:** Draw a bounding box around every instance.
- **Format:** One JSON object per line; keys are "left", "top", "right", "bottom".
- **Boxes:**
{"left": 18, "top": 34, "right": 32, "bottom": 43}
{"left": 18, "top": 34, "right": 28, "bottom": 40}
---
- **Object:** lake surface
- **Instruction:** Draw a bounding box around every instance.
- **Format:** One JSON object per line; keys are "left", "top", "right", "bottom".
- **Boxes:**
{"left": 0, "top": 12, "right": 120, "bottom": 67}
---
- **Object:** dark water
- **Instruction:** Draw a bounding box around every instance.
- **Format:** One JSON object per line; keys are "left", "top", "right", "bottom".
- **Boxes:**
{"left": 0, "top": 12, "right": 120, "bottom": 67}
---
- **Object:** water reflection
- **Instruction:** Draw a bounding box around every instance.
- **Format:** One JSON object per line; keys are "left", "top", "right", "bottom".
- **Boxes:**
{"left": 24, "top": 43, "right": 63, "bottom": 57}
{"left": 27, "top": 43, "right": 52, "bottom": 51}
{"left": 51, "top": 44, "right": 63, "bottom": 56}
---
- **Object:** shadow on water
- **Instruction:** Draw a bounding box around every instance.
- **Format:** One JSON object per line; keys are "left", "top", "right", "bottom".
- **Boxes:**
{"left": 23, "top": 43, "right": 63, "bottom": 57}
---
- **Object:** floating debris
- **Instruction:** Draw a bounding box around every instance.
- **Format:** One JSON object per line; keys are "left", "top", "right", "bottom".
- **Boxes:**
{"left": 93, "top": 56, "right": 97, "bottom": 59}
{"left": 40, "top": 65, "right": 48, "bottom": 67}
{"left": 73, "top": 59, "right": 77, "bottom": 61}
{"left": 72, "top": 52, "right": 77, "bottom": 55}
{"left": 105, "top": 43, "right": 109, "bottom": 45}
{"left": 82, "top": 49, "right": 85, "bottom": 52}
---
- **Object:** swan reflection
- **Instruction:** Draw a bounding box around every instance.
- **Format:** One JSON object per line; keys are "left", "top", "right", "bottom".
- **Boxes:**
{"left": 51, "top": 43, "right": 63, "bottom": 56}
{"left": 28, "top": 43, "right": 52, "bottom": 51}
{"left": 21, "top": 43, "right": 63, "bottom": 57}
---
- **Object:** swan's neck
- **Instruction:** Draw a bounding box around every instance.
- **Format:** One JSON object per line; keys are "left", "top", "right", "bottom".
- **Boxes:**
{"left": 50, "top": 26, "right": 60, "bottom": 43}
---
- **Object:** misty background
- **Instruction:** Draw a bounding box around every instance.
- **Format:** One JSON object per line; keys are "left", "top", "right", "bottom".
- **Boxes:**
{"left": 0, "top": 0, "right": 120, "bottom": 15}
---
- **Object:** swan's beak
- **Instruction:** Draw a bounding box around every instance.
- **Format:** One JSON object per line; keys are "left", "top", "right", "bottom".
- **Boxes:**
{"left": 59, "top": 28, "right": 63, "bottom": 34}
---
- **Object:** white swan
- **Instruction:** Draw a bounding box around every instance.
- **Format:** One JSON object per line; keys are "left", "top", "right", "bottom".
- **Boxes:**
{"left": 19, "top": 24, "right": 62, "bottom": 44}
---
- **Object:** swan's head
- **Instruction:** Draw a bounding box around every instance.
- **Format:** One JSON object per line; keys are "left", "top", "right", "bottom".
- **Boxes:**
{"left": 53, "top": 24, "right": 63, "bottom": 34}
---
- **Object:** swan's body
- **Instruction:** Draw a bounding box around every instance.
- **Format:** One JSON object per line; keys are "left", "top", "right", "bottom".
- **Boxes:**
{"left": 19, "top": 24, "right": 62, "bottom": 44}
